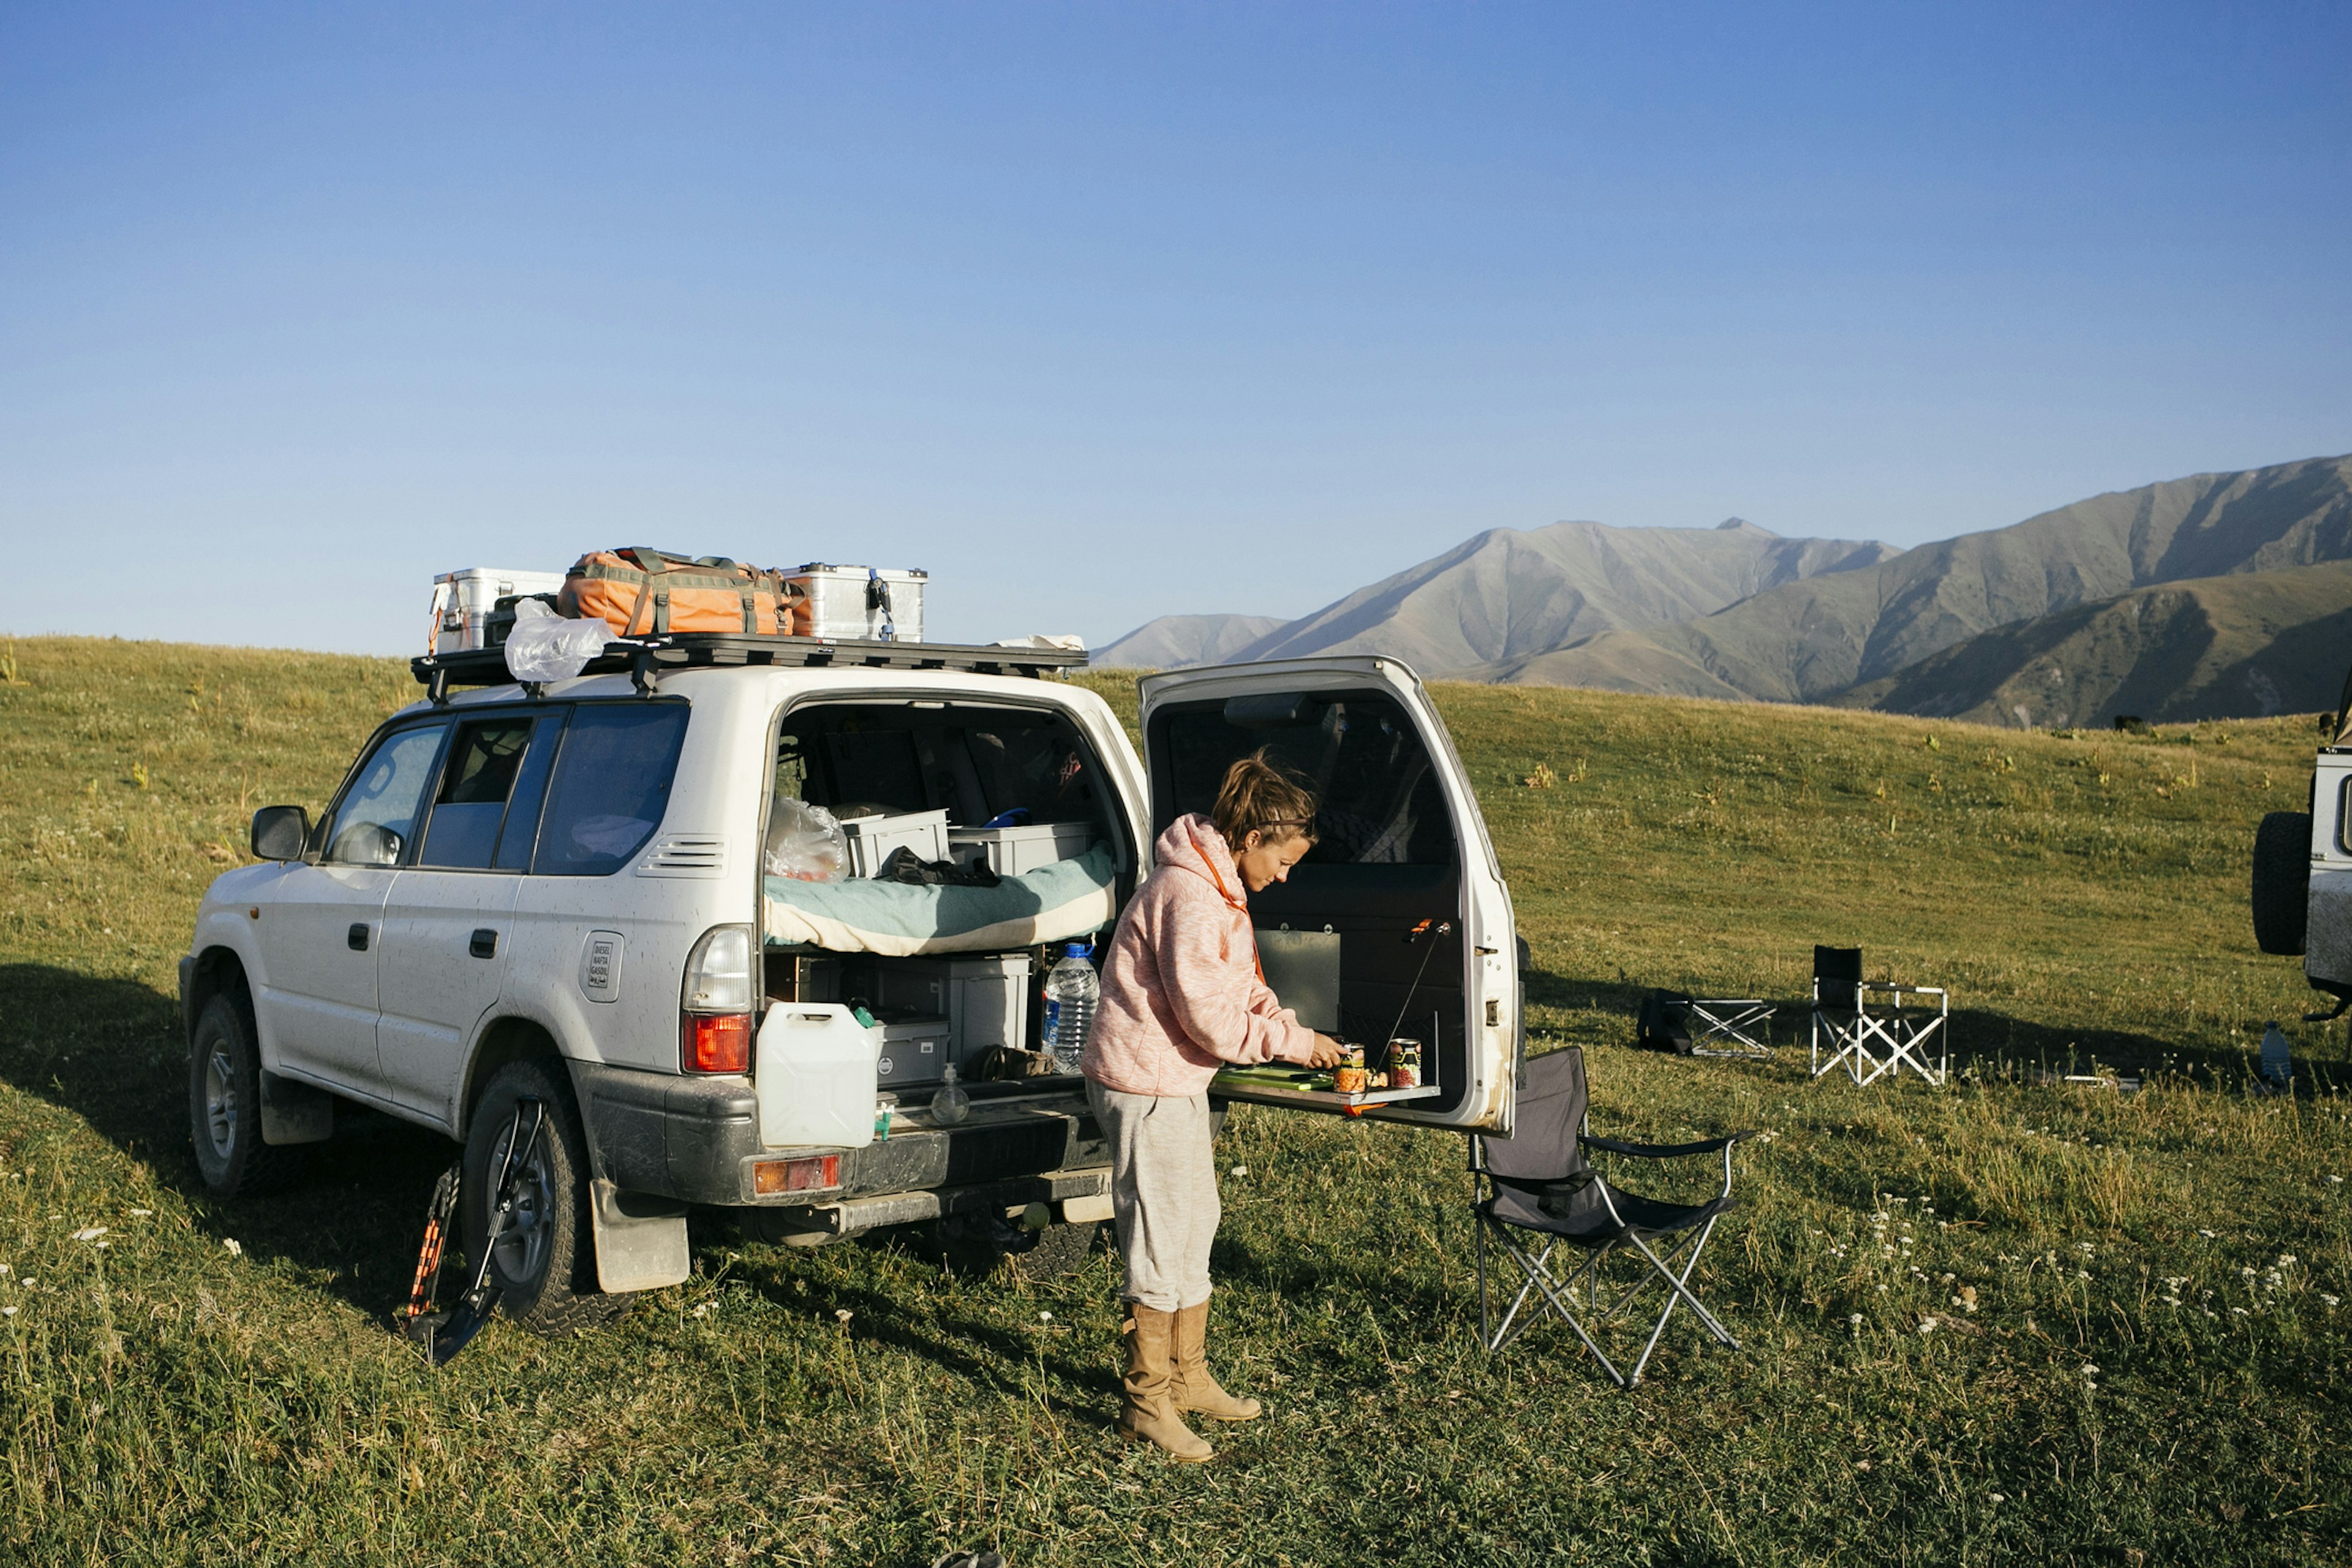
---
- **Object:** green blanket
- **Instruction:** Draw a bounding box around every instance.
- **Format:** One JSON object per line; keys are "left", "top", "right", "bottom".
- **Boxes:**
{"left": 764, "top": 844, "right": 1117, "bottom": 957}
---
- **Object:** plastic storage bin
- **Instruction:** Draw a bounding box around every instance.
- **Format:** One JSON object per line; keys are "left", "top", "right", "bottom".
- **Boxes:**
{"left": 839, "top": 809, "right": 950, "bottom": 877}
{"left": 430, "top": 568, "right": 569, "bottom": 655}
{"left": 754, "top": 1003, "right": 879, "bottom": 1150}
{"left": 870, "top": 953, "right": 1033, "bottom": 1072}
{"left": 873, "top": 1017, "right": 953, "bottom": 1087}
{"left": 789, "top": 564, "right": 927, "bottom": 643}
{"left": 950, "top": 821, "right": 1096, "bottom": 876}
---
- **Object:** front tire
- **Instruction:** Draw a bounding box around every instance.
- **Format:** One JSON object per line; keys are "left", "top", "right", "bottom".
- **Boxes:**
{"left": 188, "top": 996, "right": 302, "bottom": 1199}
{"left": 462, "top": 1060, "right": 631, "bottom": 1336}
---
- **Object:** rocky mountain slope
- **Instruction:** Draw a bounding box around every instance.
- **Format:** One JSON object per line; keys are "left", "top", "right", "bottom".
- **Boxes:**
{"left": 1221, "top": 518, "right": 1897, "bottom": 674}
{"left": 1479, "top": 453, "right": 2352, "bottom": 703}
{"left": 1828, "top": 559, "right": 2352, "bottom": 728}
{"left": 1095, "top": 614, "right": 1287, "bottom": 669}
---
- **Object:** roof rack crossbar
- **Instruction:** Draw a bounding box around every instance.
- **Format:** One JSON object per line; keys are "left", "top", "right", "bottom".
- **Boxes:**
{"left": 412, "top": 631, "right": 1088, "bottom": 693}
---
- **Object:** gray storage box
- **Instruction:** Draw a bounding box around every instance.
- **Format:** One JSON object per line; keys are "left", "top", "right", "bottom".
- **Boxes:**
{"left": 839, "top": 809, "right": 950, "bottom": 878}
{"left": 790, "top": 564, "right": 927, "bottom": 643}
{"left": 871, "top": 953, "right": 1033, "bottom": 1072}
{"left": 950, "top": 821, "right": 1096, "bottom": 876}
{"left": 873, "top": 1018, "right": 952, "bottom": 1088}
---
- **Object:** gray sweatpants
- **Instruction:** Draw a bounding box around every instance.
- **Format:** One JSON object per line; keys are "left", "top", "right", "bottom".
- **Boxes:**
{"left": 1087, "top": 1080, "right": 1219, "bottom": 1313}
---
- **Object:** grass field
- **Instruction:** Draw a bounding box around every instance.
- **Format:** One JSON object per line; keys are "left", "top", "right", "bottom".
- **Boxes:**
{"left": 0, "top": 633, "right": 2346, "bottom": 1566}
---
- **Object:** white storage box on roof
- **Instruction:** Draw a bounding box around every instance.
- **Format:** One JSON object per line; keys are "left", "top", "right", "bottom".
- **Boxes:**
{"left": 838, "top": 809, "right": 950, "bottom": 877}
{"left": 951, "top": 821, "right": 1096, "bottom": 876}
{"left": 791, "top": 564, "right": 927, "bottom": 643}
{"left": 431, "top": 568, "right": 568, "bottom": 654}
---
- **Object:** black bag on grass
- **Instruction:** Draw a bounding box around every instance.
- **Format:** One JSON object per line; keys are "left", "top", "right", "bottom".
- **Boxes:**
{"left": 1636, "top": 989, "right": 1694, "bottom": 1055}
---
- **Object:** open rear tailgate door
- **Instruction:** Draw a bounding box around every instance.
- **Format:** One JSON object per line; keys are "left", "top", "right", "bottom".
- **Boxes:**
{"left": 1139, "top": 657, "right": 1518, "bottom": 1133}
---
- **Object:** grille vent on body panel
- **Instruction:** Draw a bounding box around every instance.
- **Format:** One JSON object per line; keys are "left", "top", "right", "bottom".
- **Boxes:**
{"left": 636, "top": 835, "right": 728, "bottom": 877}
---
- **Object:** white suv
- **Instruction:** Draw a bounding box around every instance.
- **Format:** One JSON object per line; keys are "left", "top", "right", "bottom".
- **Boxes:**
{"left": 2253, "top": 699, "right": 2352, "bottom": 1022}
{"left": 180, "top": 634, "right": 1522, "bottom": 1334}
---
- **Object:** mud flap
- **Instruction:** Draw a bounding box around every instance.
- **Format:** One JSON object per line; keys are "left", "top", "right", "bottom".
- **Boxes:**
{"left": 258, "top": 1070, "right": 334, "bottom": 1145}
{"left": 590, "top": 1179, "right": 691, "bottom": 1292}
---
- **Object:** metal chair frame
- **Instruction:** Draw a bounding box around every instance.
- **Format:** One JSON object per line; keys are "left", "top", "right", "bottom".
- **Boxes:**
{"left": 1682, "top": 998, "right": 1775, "bottom": 1058}
{"left": 1811, "top": 980, "right": 1948, "bottom": 1087}
{"left": 1471, "top": 1053, "right": 1748, "bottom": 1389}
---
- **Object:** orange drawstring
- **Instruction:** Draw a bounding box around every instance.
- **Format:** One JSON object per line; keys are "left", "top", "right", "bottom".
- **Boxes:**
{"left": 1187, "top": 823, "right": 1266, "bottom": 984}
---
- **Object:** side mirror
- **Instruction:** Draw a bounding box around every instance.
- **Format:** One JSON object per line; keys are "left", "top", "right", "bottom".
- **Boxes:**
{"left": 251, "top": 806, "right": 311, "bottom": 862}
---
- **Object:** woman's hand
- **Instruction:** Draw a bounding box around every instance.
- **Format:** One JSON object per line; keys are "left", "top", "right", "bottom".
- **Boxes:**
{"left": 1303, "top": 1033, "right": 1349, "bottom": 1069}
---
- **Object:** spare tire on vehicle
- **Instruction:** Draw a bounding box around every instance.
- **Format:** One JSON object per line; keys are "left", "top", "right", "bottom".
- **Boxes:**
{"left": 2252, "top": 811, "right": 2312, "bottom": 956}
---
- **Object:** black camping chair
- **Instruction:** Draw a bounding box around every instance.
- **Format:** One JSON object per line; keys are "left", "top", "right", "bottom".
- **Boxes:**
{"left": 1470, "top": 1047, "right": 1749, "bottom": 1387}
{"left": 1809, "top": 945, "right": 1949, "bottom": 1087}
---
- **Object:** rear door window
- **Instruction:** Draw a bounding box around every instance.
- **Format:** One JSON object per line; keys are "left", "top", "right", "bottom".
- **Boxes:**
{"left": 1153, "top": 694, "right": 1453, "bottom": 865}
{"left": 416, "top": 714, "right": 562, "bottom": 870}
{"left": 533, "top": 702, "right": 692, "bottom": 875}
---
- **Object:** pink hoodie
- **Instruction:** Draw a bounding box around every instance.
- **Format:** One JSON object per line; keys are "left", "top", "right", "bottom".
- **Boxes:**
{"left": 1081, "top": 812, "right": 1320, "bottom": 1098}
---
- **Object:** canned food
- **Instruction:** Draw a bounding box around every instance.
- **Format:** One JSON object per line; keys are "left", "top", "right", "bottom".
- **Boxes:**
{"left": 1333, "top": 1066, "right": 1370, "bottom": 1094}
{"left": 1387, "top": 1039, "right": 1423, "bottom": 1089}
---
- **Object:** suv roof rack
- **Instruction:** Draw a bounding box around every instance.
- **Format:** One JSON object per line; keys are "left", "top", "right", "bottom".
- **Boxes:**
{"left": 410, "top": 631, "right": 1088, "bottom": 704}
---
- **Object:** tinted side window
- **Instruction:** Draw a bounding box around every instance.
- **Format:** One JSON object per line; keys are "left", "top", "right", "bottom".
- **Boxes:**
{"left": 534, "top": 703, "right": 692, "bottom": 875}
{"left": 1155, "top": 695, "right": 1454, "bottom": 865}
{"left": 417, "top": 716, "right": 547, "bottom": 870}
{"left": 323, "top": 724, "right": 450, "bottom": 866}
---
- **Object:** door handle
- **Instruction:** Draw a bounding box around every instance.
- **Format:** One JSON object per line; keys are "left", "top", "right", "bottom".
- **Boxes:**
{"left": 470, "top": 929, "right": 499, "bottom": 960}
{"left": 347, "top": 923, "right": 370, "bottom": 952}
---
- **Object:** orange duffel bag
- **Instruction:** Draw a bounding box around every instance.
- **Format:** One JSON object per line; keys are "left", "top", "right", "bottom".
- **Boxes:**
{"left": 559, "top": 548, "right": 804, "bottom": 636}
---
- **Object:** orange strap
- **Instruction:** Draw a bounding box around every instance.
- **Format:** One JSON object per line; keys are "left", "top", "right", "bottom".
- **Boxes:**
{"left": 1188, "top": 823, "right": 1265, "bottom": 985}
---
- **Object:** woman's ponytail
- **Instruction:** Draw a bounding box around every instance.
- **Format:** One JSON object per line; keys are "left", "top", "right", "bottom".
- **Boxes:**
{"left": 1212, "top": 750, "right": 1319, "bottom": 852}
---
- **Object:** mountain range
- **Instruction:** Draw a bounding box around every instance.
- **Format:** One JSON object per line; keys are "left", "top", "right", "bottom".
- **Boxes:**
{"left": 1099, "top": 517, "right": 1898, "bottom": 671}
{"left": 1096, "top": 453, "right": 2352, "bottom": 726}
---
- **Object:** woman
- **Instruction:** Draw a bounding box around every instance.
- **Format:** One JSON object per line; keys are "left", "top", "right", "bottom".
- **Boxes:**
{"left": 1080, "top": 752, "right": 1348, "bottom": 1461}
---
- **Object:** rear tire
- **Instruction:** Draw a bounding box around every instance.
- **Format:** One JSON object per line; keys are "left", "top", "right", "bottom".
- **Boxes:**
{"left": 462, "top": 1060, "right": 632, "bottom": 1336}
{"left": 2252, "top": 810, "right": 2312, "bottom": 956}
{"left": 928, "top": 1213, "right": 1101, "bottom": 1281}
{"left": 1008, "top": 1218, "right": 1101, "bottom": 1282}
{"left": 188, "top": 996, "right": 303, "bottom": 1199}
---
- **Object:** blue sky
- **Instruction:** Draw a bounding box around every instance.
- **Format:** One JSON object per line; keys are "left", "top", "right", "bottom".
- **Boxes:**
{"left": 3, "top": 2, "right": 2347, "bottom": 652}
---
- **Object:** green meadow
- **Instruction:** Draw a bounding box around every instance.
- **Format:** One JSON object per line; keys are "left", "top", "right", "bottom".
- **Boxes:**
{"left": 0, "top": 635, "right": 2344, "bottom": 1565}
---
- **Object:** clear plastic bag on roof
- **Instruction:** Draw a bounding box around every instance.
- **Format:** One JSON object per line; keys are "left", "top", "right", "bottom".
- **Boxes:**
{"left": 503, "top": 605, "right": 613, "bottom": 683}
{"left": 764, "top": 797, "right": 850, "bottom": 882}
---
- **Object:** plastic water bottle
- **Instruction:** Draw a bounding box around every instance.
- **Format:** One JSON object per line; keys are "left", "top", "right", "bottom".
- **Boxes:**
{"left": 2259, "top": 1022, "right": 2292, "bottom": 1094}
{"left": 1042, "top": 943, "right": 1099, "bottom": 1074}
{"left": 930, "top": 1064, "right": 970, "bottom": 1125}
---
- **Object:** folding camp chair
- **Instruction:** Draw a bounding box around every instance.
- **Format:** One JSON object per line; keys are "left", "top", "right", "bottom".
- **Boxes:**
{"left": 1808, "top": 946, "right": 1948, "bottom": 1087}
{"left": 1469, "top": 1047, "right": 1749, "bottom": 1388}
{"left": 1638, "top": 990, "right": 1774, "bottom": 1058}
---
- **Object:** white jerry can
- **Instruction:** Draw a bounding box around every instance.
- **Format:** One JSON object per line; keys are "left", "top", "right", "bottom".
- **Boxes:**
{"left": 755, "top": 1003, "right": 880, "bottom": 1150}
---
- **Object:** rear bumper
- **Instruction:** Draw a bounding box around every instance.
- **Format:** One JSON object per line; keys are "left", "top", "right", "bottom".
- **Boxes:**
{"left": 567, "top": 1060, "right": 1110, "bottom": 1208}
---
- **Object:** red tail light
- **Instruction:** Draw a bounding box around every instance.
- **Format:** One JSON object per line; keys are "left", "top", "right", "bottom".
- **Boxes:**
{"left": 682, "top": 1012, "right": 752, "bottom": 1074}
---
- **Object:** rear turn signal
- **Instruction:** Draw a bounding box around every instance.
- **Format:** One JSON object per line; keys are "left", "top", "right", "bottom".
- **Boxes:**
{"left": 682, "top": 1012, "right": 752, "bottom": 1074}
{"left": 753, "top": 1154, "right": 841, "bottom": 1196}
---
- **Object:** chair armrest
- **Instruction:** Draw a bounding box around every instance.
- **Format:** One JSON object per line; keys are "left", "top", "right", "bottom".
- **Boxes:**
{"left": 1584, "top": 1133, "right": 1750, "bottom": 1159}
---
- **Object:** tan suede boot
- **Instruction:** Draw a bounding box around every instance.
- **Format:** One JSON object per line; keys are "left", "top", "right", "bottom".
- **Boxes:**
{"left": 1172, "top": 1300, "right": 1262, "bottom": 1422}
{"left": 1115, "top": 1304, "right": 1213, "bottom": 1462}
